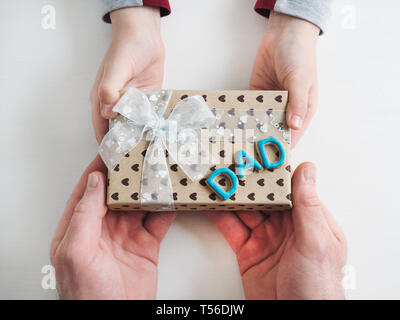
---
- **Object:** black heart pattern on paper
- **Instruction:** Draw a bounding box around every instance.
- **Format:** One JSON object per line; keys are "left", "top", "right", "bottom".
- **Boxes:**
{"left": 141, "top": 150, "right": 147, "bottom": 157}
{"left": 131, "top": 164, "right": 139, "bottom": 172}
{"left": 202, "top": 95, "right": 207, "bottom": 101}
{"left": 218, "top": 122, "right": 226, "bottom": 129}
{"left": 199, "top": 178, "right": 207, "bottom": 186}
{"left": 237, "top": 95, "right": 245, "bottom": 102}
{"left": 173, "top": 193, "right": 178, "bottom": 201}
{"left": 121, "top": 178, "right": 129, "bottom": 186}
{"left": 256, "top": 95, "right": 264, "bottom": 103}
{"left": 257, "top": 179, "right": 264, "bottom": 186}
{"left": 170, "top": 164, "right": 178, "bottom": 172}
{"left": 230, "top": 194, "right": 236, "bottom": 201}
{"left": 267, "top": 193, "right": 275, "bottom": 201}
{"left": 218, "top": 178, "right": 226, "bottom": 186}
{"left": 124, "top": 153, "right": 130, "bottom": 158}
{"left": 209, "top": 193, "right": 217, "bottom": 201}
{"left": 151, "top": 193, "right": 158, "bottom": 200}
{"left": 131, "top": 192, "right": 139, "bottom": 200}
{"left": 190, "top": 193, "right": 197, "bottom": 200}
{"left": 276, "top": 179, "right": 284, "bottom": 186}
{"left": 219, "top": 150, "right": 225, "bottom": 158}
{"left": 218, "top": 95, "right": 226, "bottom": 102}
{"left": 248, "top": 193, "right": 256, "bottom": 201}
{"left": 275, "top": 95, "right": 282, "bottom": 103}
{"left": 180, "top": 178, "right": 188, "bottom": 186}
{"left": 285, "top": 165, "right": 291, "bottom": 172}
{"left": 114, "top": 164, "right": 119, "bottom": 172}
{"left": 286, "top": 193, "right": 292, "bottom": 201}
{"left": 111, "top": 192, "right": 119, "bottom": 200}
{"left": 239, "top": 180, "right": 245, "bottom": 187}
{"left": 181, "top": 94, "right": 188, "bottom": 100}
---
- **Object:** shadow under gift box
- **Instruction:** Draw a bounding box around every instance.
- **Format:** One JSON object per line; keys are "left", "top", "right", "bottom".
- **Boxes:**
{"left": 106, "top": 90, "right": 292, "bottom": 211}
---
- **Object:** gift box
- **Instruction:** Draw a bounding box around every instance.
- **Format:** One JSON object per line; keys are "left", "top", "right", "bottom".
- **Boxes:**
{"left": 101, "top": 89, "right": 292, "bottom": 211}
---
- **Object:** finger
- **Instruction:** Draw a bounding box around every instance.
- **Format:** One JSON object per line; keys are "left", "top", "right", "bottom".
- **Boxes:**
{"left": 237, "top": 211, "right": 266, "bottom": 229}
{"left": 291, "top": 162, "right": 333, "bottom": 247}
{"left": 51, "top": 155, "right": 106, "bottom": 257}
{"left": 98, "top": 58, "right": 131, "bottom": 119}
{"left": 205, "top": 211, "right": 249, "bottom": 254}
{"left": 291, "top": 83, "right": 318, "bottom": 148}
{"left": 285, "top": 75, "right": 310, "bottom": 131}
{"left": 144, "top": 211, "right": 178, "bottom": 242}
{"left": 90, "top": 63, "right": 109, "bottom": 143}
{"left": 63, "top": 171, "right": 107, "bottom": 252}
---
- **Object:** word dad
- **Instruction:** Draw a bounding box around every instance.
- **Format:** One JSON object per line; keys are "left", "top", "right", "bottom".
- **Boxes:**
{"left": 206, "top": 137, "right": 285, "bottom": 200}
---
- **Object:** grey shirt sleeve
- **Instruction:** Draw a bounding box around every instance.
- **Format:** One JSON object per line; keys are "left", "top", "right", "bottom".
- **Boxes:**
{"left": 274, "top": 0, "right": 333, "bottom": 34}
{"left": 101, "top": 0, "right": 143, "bottom": 23}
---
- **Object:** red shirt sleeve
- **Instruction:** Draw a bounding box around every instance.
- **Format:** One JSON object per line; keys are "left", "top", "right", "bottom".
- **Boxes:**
{"left": 254, "top": 0, "right": 276, "bottom": 18}
{"left": 143, "top": 0, "right": 171, "bottom": 17}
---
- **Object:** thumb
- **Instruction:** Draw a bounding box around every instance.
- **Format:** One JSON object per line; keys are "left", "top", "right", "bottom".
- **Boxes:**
{"left": 64, "top": 172, "right": 107, "bottom": 251}
{"left": 285, "top": 76, "right": 310, "bottom": 130}
{"left": 98, "top": 59, "right": 131, "bottom": 119}
{"left": 291, "top": 162, "right": 331, "bottom": 254}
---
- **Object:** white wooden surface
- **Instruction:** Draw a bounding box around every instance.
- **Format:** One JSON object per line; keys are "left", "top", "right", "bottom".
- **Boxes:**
{"left": 0, "top": 0, "right": 399, "bottom": 299}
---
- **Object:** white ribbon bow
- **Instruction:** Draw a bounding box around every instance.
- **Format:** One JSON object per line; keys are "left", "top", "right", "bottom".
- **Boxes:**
{"left": 99, "top": 88, "right": 216, "bottom": 210}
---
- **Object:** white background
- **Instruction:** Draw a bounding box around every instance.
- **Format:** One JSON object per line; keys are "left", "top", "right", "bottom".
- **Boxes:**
{"left": 0, "top": 0, "right": 399, "bottom": 299}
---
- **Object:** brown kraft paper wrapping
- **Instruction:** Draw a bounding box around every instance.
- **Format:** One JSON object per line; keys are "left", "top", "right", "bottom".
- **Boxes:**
{"left": 106, "top": 90, "right": 292, "bottom": 211}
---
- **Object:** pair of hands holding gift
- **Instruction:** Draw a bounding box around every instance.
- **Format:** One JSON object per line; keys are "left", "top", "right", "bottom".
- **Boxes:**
{"left": 51, "top": 7, "right": 346, "bottom": 299}
{"left": 51, "top": 156, "right": 346, "bottom": 299}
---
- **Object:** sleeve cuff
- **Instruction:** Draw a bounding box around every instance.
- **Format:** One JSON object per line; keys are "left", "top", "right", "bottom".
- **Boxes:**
{"left": 143, "top": 0, "right": 171, "bottom": 17}
{"left": 254, "top": 0, "right": 276, "bottom": 18}
{"left": 101, "top": 0, "right": 171, "bottom": 23}
{"left": 101, "top": 0, "right": 142, "bottom": 23}
{"left": 273, "top": 0, "right": 333, "bottom": 34}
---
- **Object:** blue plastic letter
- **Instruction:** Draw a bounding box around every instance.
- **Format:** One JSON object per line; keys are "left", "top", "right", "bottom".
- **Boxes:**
{"left": 236, "top": 150, "right": 263, "bottom": 179}
{"left": 206, "top": 167, "right": 238, "bottom": 200}
{"left": 257, "top": 137, "right": 285, "bottom": 169}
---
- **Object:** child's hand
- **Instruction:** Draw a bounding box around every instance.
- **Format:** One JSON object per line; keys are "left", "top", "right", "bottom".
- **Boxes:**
{"left": 207, "top": 163, "right": 346, "bottom": 300}
{"left": 250, "top": 12, "right": 320, "bottom": 147}
{"left": 90, "top": 7, "right": 165, "bottom": 143}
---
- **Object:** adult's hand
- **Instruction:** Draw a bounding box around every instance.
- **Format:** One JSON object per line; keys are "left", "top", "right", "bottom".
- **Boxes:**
{"left": 90, "top": 7, "right": 165, "bottom": 143}
{"left": 51, "top": 156, "right": 176, "bottom": 299}
{"left": 250, "top": 11, "right": 320, "bottom": 147}
{"left": 207, "top": 162, "right": 346, "bottom": 299}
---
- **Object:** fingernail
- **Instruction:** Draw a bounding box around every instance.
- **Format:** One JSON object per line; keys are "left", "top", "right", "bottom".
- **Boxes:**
{"left": 87, "top": 173, "right": 99, "bottom": 191}
{"left": 303, "top": 165, "right": 316, "bottom": 184}
{"left": 290, "top": 115, "right": 303, "bottom": 129}
{"left": 102, "top": 104, "right": 113, "bottom": 117}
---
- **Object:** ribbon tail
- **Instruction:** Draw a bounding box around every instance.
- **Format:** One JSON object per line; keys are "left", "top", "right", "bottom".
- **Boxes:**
{"left": 99, "top": 120, "right": 144, "bottom": 171}
{"left": 140, "top": 136, "right": 175, "bottom": 211}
